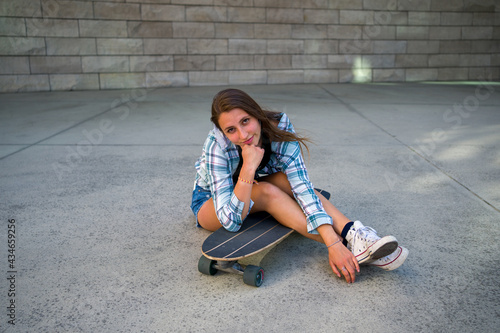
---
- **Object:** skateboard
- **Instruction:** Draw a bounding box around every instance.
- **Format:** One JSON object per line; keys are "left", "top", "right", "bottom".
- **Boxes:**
{"left": 198, "top": 189, "right": 331, "bottom": 287}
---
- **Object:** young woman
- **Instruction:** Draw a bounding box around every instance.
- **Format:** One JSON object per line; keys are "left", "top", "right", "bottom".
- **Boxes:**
{"left": 191, "top": 88, "right": 408, "bottom": 283}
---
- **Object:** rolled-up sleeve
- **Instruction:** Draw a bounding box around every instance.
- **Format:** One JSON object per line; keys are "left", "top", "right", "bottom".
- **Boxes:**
{"left": 204, "top": 137, "right": 253, "bottom": 232}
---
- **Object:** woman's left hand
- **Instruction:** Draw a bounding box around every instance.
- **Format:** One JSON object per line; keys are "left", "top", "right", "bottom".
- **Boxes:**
{"left": 328, "top": 242, "right": 360, "bottom": 283}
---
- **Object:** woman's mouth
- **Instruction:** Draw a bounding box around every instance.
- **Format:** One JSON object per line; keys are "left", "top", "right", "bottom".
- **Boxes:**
{"left": 243, "top": 136, "right": 254, "bottom": 145}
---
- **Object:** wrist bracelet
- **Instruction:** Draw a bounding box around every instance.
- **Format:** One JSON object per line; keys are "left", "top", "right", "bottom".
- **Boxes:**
{"left": 238, "top": 177, "right": 256, "bottom": 185}
{"left": 326, "top": 240, "right": 341, "bottom": 248}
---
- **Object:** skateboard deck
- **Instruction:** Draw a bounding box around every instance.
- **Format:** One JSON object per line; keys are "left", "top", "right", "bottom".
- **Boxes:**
{"left": 198, "top": 189, "right": 331, "bottom": 287}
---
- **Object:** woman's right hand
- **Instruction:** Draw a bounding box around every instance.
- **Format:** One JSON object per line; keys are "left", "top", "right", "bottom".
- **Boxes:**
{"left": 241, "top": 144, "right": 265, "bottom": 173}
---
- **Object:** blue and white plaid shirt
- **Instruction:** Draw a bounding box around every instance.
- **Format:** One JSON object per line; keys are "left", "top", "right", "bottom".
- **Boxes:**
{"left": 194, "top": 113, "right": 332, "bottom": 234}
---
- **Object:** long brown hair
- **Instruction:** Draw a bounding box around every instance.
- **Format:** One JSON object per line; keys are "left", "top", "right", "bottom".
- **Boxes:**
{"left": 211, "top": 89, "right": 310, "bottom": 153}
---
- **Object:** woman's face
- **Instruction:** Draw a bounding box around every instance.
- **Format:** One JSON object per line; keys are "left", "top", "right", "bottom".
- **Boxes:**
{"left": 218, "top": 108, "right": 262, "bottom": 148}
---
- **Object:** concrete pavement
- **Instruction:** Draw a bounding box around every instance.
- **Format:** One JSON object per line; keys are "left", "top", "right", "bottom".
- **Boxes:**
{"left": 1, "top": 82, "right": 499, "bottom": 332}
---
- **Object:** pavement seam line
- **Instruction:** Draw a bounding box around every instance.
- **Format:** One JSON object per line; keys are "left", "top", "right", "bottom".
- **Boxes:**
{"left": 317, "top": 84, "right": 500, "bottom": 214}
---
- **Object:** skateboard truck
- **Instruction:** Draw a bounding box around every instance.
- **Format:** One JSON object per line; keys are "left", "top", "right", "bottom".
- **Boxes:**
{"left": 198, "top": 256, "right": 264, "bottom": 287}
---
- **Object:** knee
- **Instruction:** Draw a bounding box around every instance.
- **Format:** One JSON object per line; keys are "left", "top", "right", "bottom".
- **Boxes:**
{"left": 253, "top": 182, "right": 285, "bottom": 208}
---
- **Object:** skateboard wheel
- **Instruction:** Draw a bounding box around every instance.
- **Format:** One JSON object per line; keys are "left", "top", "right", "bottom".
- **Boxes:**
{"left": 243, "top": 265, "right": 264, "bottom": 287}
{"left": 198, "top": 256, "right": 217, "bottom": 276}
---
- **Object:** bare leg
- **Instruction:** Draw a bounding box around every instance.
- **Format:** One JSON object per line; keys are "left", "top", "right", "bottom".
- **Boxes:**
{"left": 253, "top": 172, "right": 351, "bottom": 238}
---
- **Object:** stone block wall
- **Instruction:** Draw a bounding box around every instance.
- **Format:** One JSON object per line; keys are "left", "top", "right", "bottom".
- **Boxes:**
{"left": 0, "top": 0, "right": 498, "bottom": 92}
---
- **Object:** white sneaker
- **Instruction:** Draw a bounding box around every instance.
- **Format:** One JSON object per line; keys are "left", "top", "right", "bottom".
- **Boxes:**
{"left": 369, "top": 246, "right": 408, "bottom": 271}
{"left": 346, "top": 221, "right": 398, "bottom": 264}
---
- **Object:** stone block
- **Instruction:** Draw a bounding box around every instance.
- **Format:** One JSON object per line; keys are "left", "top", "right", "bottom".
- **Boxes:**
{"left": 228, "top": 7, "right": 266, "bottom": 23}
{"left": 441, "top": 13, "right": 473, "bottom": 26}
{"left": 406, "top": 68, "right": 438, "bottom": 81}
{"left": 396, "top": 26, "right": 429, "bottom": 40}
{"left": 328, "top": 0, "right": 362, "bottom": 9}
{"left": 97, "top": 38, "right": 143, "bottom": 55}
{"left": 373, "top": 40, "right": 406, "bottom": 54}
{"left": 0, "top": 0, "right": 41, "bottom": 17}
{"left": 292, "top": 55, "right": 327, "bottom": 69}
{"left": 363, "top": 0, "right": 397, "bottom": 10}
{"left": 216, "top": 55, "right": 254, "bottom": 70}
{"left": 339, "top": 69, "right": 353, "bottom": 82}
{"left": 174, "top": 55, "right": 215, "bottom": 71}
{"left": 141, "top": 5, "right": 185, "bottom": 21}
{"left": 215, "top": 23, "right": 254, "bottom": 38}
{"left": 130, "top": 56, "right": 174, "bottom": 72}
{"left": 172, "top": 0, "right": 212, "bottom": 4}
{"left": 408, "top": 12, "right": 440, "bottom": 26}
{"left": 304, "top": 69, "right": 339, "bottom": 83}
{"left": 304, "top": 9, "right": 339, "bottom": 24}
{"left": 469, "top": 67, "right": 499, "bottom": 80}
{"left": 254, "top": 55, "right": 292, "bottom": 69}
{"left": 427, "top": 24, "right": 462, "bottom": 40}
{"left": 339, "top": 40, "right": 373, "bottom": 54}
{"left": 267, "top": 70, "right": 304, "bottom": 84}
{"left": 378, "top": 11, "right": 408, "bottom": 25}
{"left": 462, "top": 27, "right": 493, "bottom": 40}
{"left": 30, "top": 56, "right": 82, "bottom": 74}
{"left": 362, "top": 54, "right": 395, "bottom": 68}
{"left": 428, "top": 54, "right": 460, "bottom": 67}
{"left": 254, "top": 24, "right": 292, "bottom": 39}
{"left": 430, "top": 0, "right": 464, "bottom": 11}
{"left": 100, "top": 73, "right": 146, "bottom": 90}
{"left": 79, "top": 20, "right": 128, "bottom": 38}
{"left": 143, "top": 39, "right": 187, "bottom": 55}
{"left": 304, "top": 39, "right": 338, "bottom": 54}
{"left": 49, "top": 74, "right": 99, "bottom": 90}
{"left": 174, "top": 23, "right": 215, "bottom": 38}
{"left": 373, "top": 68, "right": 405, "bottom": 81}
{"left": 41, "top": 0, "right": 93, "bottom": 19}
{"left": 0, "top": 75, "right": 50, "bottom": 93}
{"left": 46, "top": 38, "right": 96, "bottom": 55}
{"left": 398, "top": 0, "right": 430, "bottom": 11}
{"left": 189, "top": 71, "right": 229, "bottom": 86}
{"left": 267, "top": 40, "right": 304, "bottom": 54}
{"left": 0, "top": 18, "right": 26, "bottom": 36}
{"left": 340, "top": 10, "right": 374, "bottom": 25}
{"left": 327, "top": 54, "right": 354, "bottom": 69}
{"left": 0, "top": 57, "right": 30, "bottom": 74}
{"left": 266, "top": 9, "right": 304, "bottom": 24}
{"left": 395, "top": 54, "right": 428, "bottom": 67}
{"left": 362, "top": 25, "right": 396, "bottom": 40}
{"left": 471, "top": 41, "right": 500, "bottom": 53}
{"left": 472, "top": 13, "right": 497, "bottom": 26}
{"left": 407, "top": 41, "right": 439, "bottom": 54}
{"left": 214, "top": 0, "right": 247, "bottom": 6}
{"left": 229, "top": 39, "right": 267, "bottom": 54}
{"left": 464, "top": 0, "right": 496, "bottom": 12}
{"left": 94, "top": 2, "right": 141, "bottom": 20}
{"left": 0, "top": 37, "right": 45, "bottom": 55}
{"left": 437, "top": 68, "right": 468, "bottom": 81}
{"left": 186, "top": 6, "right": 227, "bottom": 22}
{"left": 292, "top": 25, "right": 328, "bottom": 39}
{"left": 460, "top": 54, "right": 491, "bottom": 67}
{"left": 82, "top": 56, "right": 129, "bottom": 73}
{"left": 187, "top": 39, "right": 227, "bottom": 54}
{"left": 146, "top": 72, "right": 188, "bottom": 88}
{"left": 26, "top": 18, "right": 79, "bottom": 37}
{"left": 439, "top": 41, "right": 471, "bottom": 54}
{"left": 328, "top": 25, "right": 362, "bottom": 39}
{"left": 229, "top": 70, "right": 267, "bottom": 85}
{"left": 127, "top": 22, "right": 173, "bottom": 38}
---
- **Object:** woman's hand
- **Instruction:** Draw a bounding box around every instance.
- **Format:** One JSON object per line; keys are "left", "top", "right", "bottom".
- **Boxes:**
{"left": 328, "top": 242, "right": 360, "bottom": 283}
{"left": 241, "top": 144, "right": 265, "bottom": 173}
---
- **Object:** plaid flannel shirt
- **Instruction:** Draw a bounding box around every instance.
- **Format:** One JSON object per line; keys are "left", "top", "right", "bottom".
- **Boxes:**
{"left": 194, "top": 113, "right": 332, "bottom": 234}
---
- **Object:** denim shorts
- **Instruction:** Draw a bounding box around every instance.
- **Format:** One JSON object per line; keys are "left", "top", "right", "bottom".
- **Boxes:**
{"left": 190, "top": 184, "right": 212, "bottom": 227}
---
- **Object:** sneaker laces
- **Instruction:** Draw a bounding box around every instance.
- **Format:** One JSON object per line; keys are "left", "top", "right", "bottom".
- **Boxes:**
{"left": 351, "top": 225, "right": 380, "bottom": 251}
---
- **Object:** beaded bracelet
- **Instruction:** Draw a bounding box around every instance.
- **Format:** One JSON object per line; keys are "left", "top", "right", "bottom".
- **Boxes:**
{"left": 238, "top": 177, "right": 257, "bottom": 185}
{"left": 326, "top": 239, "right": 341, "bottom": 248}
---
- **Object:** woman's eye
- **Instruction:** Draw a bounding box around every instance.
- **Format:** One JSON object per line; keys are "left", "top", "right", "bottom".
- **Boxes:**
{"left": 242, "top": 118, "right": 249, "bottom": 124}
{"left": 226, "top": 128, "right": 234, "bottom": 134}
